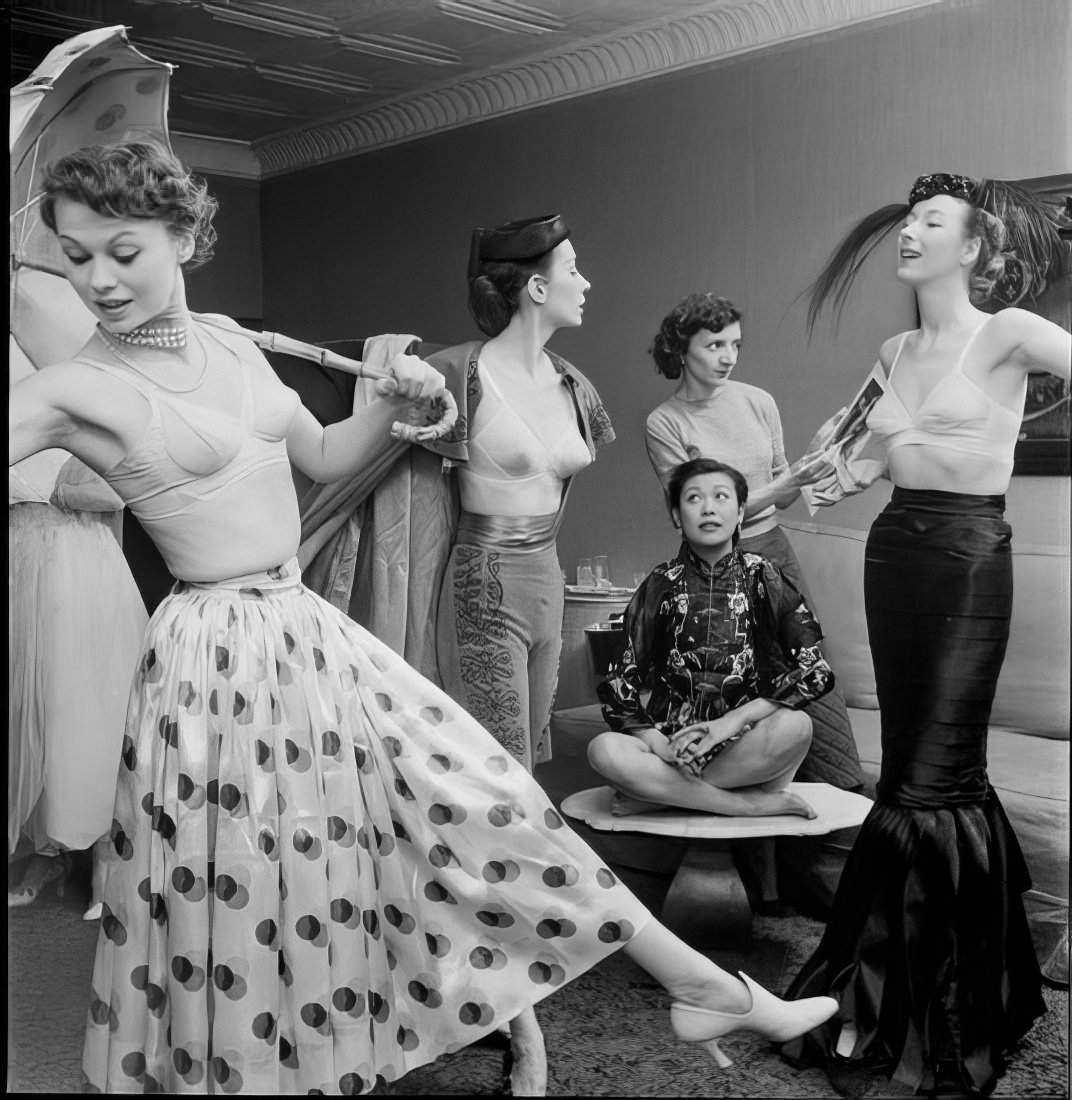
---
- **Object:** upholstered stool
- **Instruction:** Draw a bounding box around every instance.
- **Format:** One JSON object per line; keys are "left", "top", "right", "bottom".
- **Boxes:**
{"left": 561, "top": 783, "right": 872, "bottom": 950}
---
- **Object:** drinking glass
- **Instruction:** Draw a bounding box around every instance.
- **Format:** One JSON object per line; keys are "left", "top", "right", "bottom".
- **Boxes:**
{"left": 577, "top": 558, "right": 595, "bottom": 587}
{"left": 592, "top": 555, "right": 610, "bottom": 588}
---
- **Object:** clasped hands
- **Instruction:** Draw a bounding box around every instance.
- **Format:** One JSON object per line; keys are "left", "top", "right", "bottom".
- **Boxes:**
{"left": 638, "top": 716, "right": 748, "bottom": 774}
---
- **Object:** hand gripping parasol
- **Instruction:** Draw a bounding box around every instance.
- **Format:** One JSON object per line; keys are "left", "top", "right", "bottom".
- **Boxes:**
{"left": 193, "top": 314, "right": 459, "bottom": 444}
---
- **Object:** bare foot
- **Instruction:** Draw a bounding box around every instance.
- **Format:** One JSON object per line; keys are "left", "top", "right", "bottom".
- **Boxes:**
{"left": 611, "top": 790, "right": 675, "bottom": 816}
{"left": 768, "top": 790, "right": 816, "bottom": 819}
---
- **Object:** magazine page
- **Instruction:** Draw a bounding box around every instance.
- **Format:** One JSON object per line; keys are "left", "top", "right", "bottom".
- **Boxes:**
{"left": 825, "top": 362, "right": 887, "bottom": 450}
{"left": 801, "top": 362, "right": 888, "bottom": 514}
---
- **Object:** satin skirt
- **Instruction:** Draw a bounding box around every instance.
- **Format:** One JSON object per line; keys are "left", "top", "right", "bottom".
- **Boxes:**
{"left": 81, "top": 559, "right": 649, "bottom": 1093}
{"left": 782, "top": 489, "right": 1044, "bottom": 1096}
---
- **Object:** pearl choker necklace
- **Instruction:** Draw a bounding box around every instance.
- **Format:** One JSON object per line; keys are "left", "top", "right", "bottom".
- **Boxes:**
{"left": 108, "top": 322, "right": 188, "bottom": 349}
{"left": 98, "top": 324, "right": 208, "bottom": 393}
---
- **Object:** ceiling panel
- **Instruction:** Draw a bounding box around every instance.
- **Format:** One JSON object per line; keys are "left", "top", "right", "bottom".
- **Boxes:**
{"left": 9, "top": 0, "right": 944, "bottom": 174}
{"left": 10, "top": 0, "right": 724, "bottom": 142}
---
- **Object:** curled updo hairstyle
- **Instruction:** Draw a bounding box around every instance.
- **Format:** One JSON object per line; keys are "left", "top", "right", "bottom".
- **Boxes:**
{"left": 40, "top": 140, "right": 218, "bottom": 269}
{"left": 648, "top": 293, "right": 742, "bottom": 380}
{"left": 468, "top": 252, "right": 554, "bottom": 337}
{"left": 958, "top": 201, "right": 1013, "bottom": 307}
{"left": 667, "top": 457, "right": 749, "bottom": 546}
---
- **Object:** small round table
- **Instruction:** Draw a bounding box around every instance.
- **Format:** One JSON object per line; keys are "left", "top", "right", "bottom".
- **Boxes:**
{"left": 562, "top": 783, "right": 873, "bottom": 949}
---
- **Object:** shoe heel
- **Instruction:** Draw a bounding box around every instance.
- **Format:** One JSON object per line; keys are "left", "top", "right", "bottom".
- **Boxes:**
{"left": 702, "top": 1039, "right": 733, "bottom": 1069}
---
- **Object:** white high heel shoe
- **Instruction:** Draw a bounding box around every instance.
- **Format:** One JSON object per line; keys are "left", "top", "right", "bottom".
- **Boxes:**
{"left": 670, "top": 972, "right": 838, "bottom": 1069}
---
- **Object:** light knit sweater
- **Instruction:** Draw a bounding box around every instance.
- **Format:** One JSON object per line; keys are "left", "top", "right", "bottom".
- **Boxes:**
{"left": 644, "top": 380, "right": 788, "bottom": 536}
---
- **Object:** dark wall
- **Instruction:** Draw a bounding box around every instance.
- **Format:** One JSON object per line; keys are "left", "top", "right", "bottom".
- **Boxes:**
{"left": 185, "top": 173, "right": 262, "bottom": 324}
{"left": 260, "top": 0, "right": 1070, "bottom": 580}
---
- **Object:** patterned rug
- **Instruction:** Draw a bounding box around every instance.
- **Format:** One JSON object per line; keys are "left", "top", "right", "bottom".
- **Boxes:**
{"left": 7, "top": 872, "right": 1068, "bottom": 1097}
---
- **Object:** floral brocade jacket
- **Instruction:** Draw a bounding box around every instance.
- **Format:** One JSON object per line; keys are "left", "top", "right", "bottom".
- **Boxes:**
{"left": 598, "top": 544, "right": 834, "bottom": 746}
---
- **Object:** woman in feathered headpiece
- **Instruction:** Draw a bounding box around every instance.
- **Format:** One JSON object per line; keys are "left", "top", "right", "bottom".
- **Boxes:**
{"left": 780, "top": 173, "right": 1070, "bottom": 1096}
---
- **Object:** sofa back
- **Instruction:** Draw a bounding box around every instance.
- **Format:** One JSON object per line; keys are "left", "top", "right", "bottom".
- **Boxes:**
{"left": 783, "top": 519, "right": 1070, "bottom": 740}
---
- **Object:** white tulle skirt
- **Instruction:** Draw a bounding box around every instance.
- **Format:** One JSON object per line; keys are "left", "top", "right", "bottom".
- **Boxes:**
{"left": 8, "top": 503, "right": 148, "bottom": 855}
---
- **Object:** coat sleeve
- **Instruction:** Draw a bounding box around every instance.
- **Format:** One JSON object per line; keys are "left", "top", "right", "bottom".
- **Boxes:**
{"left": 598, "top": 573, "right": 666, "bottom": 734}
{"left": 754, "top": 560, "right": 835, "bottom": 708}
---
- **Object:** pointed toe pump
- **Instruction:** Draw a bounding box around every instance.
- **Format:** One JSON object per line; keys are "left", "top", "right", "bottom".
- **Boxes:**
{"left": 670, "top": 972, "right": 838, "bottom": 1069}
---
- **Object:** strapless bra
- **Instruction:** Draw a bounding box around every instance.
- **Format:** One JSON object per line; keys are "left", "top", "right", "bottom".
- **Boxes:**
{"left": 866, "top": 322, "right": 1026, "bottom": 463}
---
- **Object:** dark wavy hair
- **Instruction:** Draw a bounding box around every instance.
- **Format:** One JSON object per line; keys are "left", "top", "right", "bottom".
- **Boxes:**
{"left": 668, "top": 457, "right": 749, "bottom": 546}
{"left": 468, "top": 252, "right": 556, "bottom": 337}
{"left": 648, "top": 293, "right": 742, "bottom": 380}
{"left": 40, "top": 140, "right": 218, "bottom": 270}
{"left": 805, "top": 178, "right": 1064, "bottom": 334}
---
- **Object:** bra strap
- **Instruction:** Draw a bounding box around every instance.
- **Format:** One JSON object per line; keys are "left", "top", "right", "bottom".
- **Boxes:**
{"left": 74, "top": 348, "right": 163, "bottom": 411}
{"left": 886, "top": 331, "right": 912, "bottom": 380}
{"left": 953, "top": 318, "right": 991, "bottom": 374}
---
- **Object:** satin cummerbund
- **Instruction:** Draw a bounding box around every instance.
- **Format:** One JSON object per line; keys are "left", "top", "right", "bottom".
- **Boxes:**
{"left": 454, "top": 509, "right": 561, "bottom": 553}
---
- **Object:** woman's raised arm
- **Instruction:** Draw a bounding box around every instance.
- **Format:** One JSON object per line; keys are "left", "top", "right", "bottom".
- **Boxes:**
{"left": 10, "top": 367, "right": 83, "bottom": 466}
{"left": 1000, "top": 307, "right": 1072, "bottom": 381}
{"left": 283, "top": 352, "right": 447, "bottom": 483}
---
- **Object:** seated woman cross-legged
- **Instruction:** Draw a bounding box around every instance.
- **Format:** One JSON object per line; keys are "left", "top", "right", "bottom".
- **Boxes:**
{"left": 589, "top": 457, "right": 835, "bottom": 820}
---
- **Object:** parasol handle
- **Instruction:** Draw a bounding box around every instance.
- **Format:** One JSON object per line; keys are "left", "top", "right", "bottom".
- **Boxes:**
{"left": 192, "top": 312, "right": 457, "bottom": 444}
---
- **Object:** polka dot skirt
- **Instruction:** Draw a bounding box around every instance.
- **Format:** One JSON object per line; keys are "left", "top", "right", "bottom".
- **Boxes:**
{"left": 82, "top": 559, "right": 648, "bottom": 1093}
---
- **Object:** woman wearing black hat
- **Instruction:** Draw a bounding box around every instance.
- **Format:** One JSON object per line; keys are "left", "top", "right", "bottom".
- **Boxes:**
{"left": 779, "top": 173, "right": 1070, "bottom": 1097}
{"left": 428, "top": 215, "right": 610, "bottom": 775}
{"left": 421, "top": 217, "right": 612, "bottom": 1092}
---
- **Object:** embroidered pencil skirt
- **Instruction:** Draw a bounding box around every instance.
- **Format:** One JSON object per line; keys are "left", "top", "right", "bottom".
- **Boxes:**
{"left": 81, "top": 558, "right": 649, "bottom": 1094}
{"left": 781, "top": 489, "right": 1044, "bottom": 1095}
{"left": 437, "top": 511, "right": 565, "bottom": 772}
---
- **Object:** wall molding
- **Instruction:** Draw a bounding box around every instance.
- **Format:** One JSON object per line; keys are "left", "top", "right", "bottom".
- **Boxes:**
{"left": 172, "top": 132, "right": 261, "bottom": 180}
{"left": 253, "top": 0, "right": 943, "bottom": 177}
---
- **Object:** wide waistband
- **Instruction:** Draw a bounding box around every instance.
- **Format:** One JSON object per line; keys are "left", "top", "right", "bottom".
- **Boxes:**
{"left": 888, "top": 486, "right": 1006, "bottom": 518}
{"left": 455, "top": 510, "right": 560, "bottom": 552}
{"left": 177, "top": 556, "right": 302, "bottom": 594}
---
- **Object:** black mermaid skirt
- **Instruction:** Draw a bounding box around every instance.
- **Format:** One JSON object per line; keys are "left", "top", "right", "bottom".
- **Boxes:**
{"left": 781, "top": 489, "right": 1045, "bottom": 1096}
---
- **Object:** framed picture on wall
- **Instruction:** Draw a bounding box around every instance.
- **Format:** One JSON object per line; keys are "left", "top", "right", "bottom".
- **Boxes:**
{"left": 1011, "top": 174, "right": 1071, "bottom": 477}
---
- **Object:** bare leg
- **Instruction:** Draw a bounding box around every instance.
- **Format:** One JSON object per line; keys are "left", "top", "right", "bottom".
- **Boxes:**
{"left": 702, "top": 709, "right": 812, "bottom": 793}
{"left": 588, "top": 720, "right": 816, "bottom": 819}
{"left": 505, "top": 1004, "right": 547, "bottom": 1096}
{"left": 623, "top": 919, "right": 751, "bottom": 1012}
{"left": 622, "top": 919, "right": 840, "bottom": 1056}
